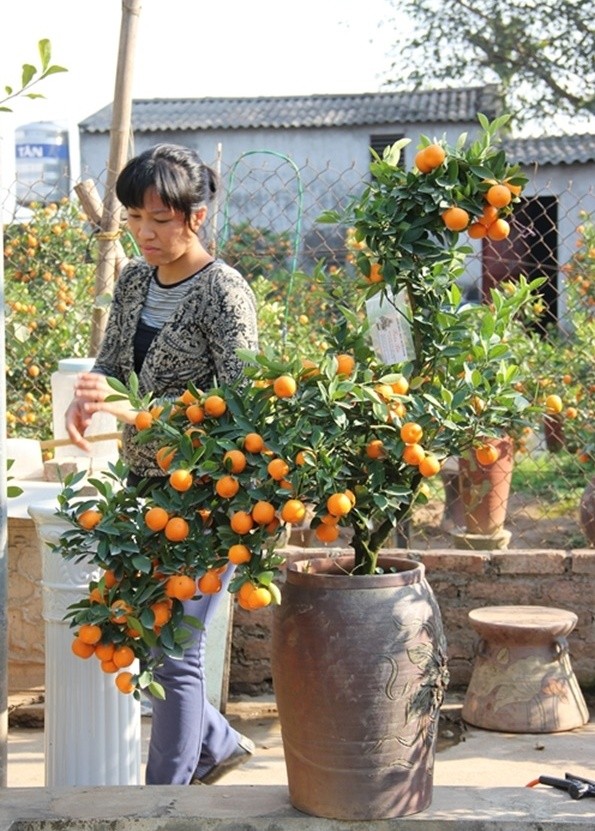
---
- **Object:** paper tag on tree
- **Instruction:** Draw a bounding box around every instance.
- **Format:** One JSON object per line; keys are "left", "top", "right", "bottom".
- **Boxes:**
{"left": 366, "top": 287, "right": 415, "bottom": 365}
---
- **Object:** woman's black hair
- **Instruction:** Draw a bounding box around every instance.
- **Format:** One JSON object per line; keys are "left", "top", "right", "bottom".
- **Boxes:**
{"left": 115, "top": 143, "right": 218, "bottom": 224}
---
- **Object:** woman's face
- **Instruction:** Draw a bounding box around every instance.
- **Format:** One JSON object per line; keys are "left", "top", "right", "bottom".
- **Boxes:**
{"left": 125, "top": 187, "right": 205, "bottom": 267}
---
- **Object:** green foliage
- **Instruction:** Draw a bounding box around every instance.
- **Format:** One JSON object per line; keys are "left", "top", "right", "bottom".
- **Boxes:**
{"left": 384, "top": 0, "right": 595, "bottom": 129}
{"left": 512, "top": 451, "right": 587, "bottom": 506}
{"left": 1, "top": 39, "right": 67, "bottom": 113}
{"left": 508, "top": 211, "right": 595, "bottom": 469}
{"left": 219, "top": 221, "right": 293, "bottom": 281}
{"left": 223, "top": 219, "right": 373, "bottom": 362}
{"left": 4, "top": 200, "right": 97, "bottom": 439}
{"left": 4, "top": 198, "right": 137, "bottom": 441}
{"left": 252, "top": 263, "right": 366, "bottom": 361}
{"left": 564, "top": 211, "right": 595, "bottom": 318}
{"left": 53, "top": 115, "right": 552, "bottom": 695}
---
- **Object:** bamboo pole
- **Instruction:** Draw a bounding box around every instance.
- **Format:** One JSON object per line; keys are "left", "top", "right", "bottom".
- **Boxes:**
{"left": 89, "top": 0, "right": 142, "bottom": 356}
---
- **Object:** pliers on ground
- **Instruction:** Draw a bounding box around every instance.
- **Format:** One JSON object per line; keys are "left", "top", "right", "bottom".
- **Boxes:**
{"left": 526, "top": 772, "right": 595, "bottom": 799}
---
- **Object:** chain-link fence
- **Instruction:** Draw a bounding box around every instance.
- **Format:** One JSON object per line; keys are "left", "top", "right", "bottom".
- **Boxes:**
{"left": 3, "top": 147, "right": 594, "bottom": 550}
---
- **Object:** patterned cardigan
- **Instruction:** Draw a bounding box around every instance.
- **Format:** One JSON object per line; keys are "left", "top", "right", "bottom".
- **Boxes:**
{"left": 93, "top": 257, "right": 259, "bottom": 477}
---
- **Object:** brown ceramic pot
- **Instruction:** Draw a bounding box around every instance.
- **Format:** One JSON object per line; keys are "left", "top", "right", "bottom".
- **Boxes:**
{"left": 271, "top": 554, "right": 449, "bottom": 820}
{"left": 579, "top": 475, "right": 595, "bottom": 547}
{"left": 458, "top": 435, "right": 514, "bottom": 535}
{"left": 543, "top": 414, "right": 565, "bottom": 453}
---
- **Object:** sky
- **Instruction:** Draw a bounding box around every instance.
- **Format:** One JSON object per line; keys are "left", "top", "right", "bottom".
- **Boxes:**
{"left": 0, "top": 0, "right": 397, "bottom": 134}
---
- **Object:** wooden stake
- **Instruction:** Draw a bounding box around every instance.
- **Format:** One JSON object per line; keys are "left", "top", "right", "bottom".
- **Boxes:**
{"left": 74, "top": 179, "right": 129, "bottom": 277}
{"left": 40, "top": 432, "right": 122, "bottom": 451}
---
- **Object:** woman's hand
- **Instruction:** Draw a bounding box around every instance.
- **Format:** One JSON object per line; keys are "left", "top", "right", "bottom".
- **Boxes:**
{"left": 65, "top": 372, "right": 137, "bottom": 451}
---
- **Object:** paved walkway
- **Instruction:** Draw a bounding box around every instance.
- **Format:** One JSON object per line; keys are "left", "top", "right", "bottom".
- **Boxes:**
{"left": 4, "top": 690, "right": 595, "bottom": 829}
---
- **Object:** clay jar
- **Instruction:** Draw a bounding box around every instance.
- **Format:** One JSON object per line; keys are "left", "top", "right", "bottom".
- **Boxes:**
{"left": 271, "top": 554, "right": 449, "bottom": 820}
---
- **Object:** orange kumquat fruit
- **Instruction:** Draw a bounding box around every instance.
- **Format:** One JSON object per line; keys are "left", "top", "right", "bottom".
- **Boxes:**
{"left": 115, "top": 671, "right": 135, "bottom": 694}
{"left": 78, "top": 623, "right": 102, "bottom": 645}
{"left": 145, "top": 506, "right": 170, "bottom": 532}
{"left": 164, "top": 516, "right": 190, "bottom": 542}
{"left": 273, "top": 375, "right": 297, "bottom": 398}
{"left": 71, "top": 637, "right": 95, "bottom": 659}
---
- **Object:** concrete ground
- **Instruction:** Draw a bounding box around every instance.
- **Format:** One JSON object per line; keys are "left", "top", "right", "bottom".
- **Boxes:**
{"left": 4, "top": 689, "right": 595, "bottom": 829}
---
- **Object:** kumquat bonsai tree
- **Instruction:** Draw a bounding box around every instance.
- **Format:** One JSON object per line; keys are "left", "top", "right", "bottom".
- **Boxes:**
{"left": 54, "top": 113, "right": 548, "bottom": 697}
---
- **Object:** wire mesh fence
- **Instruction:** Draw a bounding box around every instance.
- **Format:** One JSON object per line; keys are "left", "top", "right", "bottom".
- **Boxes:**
{"left": 2, "top": 147, "right": 594, "bottom": 550}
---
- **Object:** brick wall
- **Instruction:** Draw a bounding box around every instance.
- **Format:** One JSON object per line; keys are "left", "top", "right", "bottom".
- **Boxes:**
{"left": 8, "top": 527, "right": 594, "bottom": 697}
{"left": 229, "top": 547, "right": 595, "bottom": 695}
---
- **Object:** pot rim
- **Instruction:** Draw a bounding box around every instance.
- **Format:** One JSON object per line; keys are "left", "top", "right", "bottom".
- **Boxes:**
{"left": 286, "top": 554, "right": 424, "bottom": 589}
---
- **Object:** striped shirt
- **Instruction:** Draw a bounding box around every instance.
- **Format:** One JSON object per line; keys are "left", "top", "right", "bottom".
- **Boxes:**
{"left": 141, "top": 268, "right": 202, "bottom": 328}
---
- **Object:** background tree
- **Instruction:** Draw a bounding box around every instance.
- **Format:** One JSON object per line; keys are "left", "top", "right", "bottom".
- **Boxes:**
{"left": 1, "top": 39, "right": 66, "bottom": 112}
{"left": 383, "top": 0, "right": 595, "bottom": 131}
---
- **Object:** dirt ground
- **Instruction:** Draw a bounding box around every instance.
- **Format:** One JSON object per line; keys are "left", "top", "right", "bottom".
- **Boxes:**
{"left": 410, "top": 492, "right": 588, "bottom": 550}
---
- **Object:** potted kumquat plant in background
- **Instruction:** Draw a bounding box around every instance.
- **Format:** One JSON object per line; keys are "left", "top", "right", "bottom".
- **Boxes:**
{"left": 54, "top": 114, "right": 548, "bottom": 820}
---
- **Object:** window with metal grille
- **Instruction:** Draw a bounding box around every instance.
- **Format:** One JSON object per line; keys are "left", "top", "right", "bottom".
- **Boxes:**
{"left": 370, "top": 133, "right": 405, "bottom": 166}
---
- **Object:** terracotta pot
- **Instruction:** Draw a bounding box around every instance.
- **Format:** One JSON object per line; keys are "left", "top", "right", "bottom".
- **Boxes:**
{"left": 458, "top": 436, "right": 514, "bottom": 535}
{"left": 439, "top": 457, "right": 466, "bottom": 530}
{"left": 579, "top": 475, "right": 595, "bottom": 547}
{"left": 271, "top": 554, "right": 449, "bottom": 820}
{"left": 543, "top": 414, "right": 565, "bottom": 453}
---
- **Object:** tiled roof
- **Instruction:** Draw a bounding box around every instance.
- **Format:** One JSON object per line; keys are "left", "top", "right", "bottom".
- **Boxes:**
{"left": 79, "top": 86, "right": 501, "bottom": 133}
{"left": 502, "top": 133, "right": 595, "bottom": 167}
{"left": 79, "top": 88, "right": 595, "bottom": 167}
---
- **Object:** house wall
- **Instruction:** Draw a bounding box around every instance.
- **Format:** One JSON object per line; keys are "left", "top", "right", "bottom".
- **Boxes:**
{"left": 79, "top": 120, "right": 479, "bottom": 189}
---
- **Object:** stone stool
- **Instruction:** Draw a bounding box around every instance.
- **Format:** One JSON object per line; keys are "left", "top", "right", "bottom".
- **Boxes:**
{"left": 462, "top": 605, "right": 589, "bottom": 733}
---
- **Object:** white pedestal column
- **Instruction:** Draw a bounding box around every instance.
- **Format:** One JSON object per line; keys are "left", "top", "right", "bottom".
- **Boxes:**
{"left": 28, "top": 502, "right": 141, "bottom": 786}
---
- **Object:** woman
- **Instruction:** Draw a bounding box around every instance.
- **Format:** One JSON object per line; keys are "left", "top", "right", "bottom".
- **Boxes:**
{"left": 65, "top": 143, "right": 259, "bottom": 785}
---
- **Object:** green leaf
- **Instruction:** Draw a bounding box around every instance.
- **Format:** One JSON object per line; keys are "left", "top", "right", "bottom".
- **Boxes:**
{"left": 480, "top": 314, "right": 495, "bottom": 339}
{"left": 20, "top": 64, "right": 37, "bottom": 87}
{"left": 43, "top": 65, "right": 68, "bottom": 77}
{"left": 268, "top": 582, "right": 282, "bottom": 605}
{"left": 148, "top": 681, "right": 166, "bottom": 700}
{"left": 159, "top": 625, "right": 175, "bottom": 650}
{"left": 255, "top": 570, "right": 276, "bottom": 587}
{"left": 182, "top": 615, "right": 204, "bottom": 630}
{"left": 94, "top": 293, "right": 113, "bottom": 308}
{"left": 37, "top": 38, "right": 51, "bottom": 69}
{"left": 383, "top": 137, "right": 411, "bottom": 167}
{"left": 106, "top": 376, "right": 131, "bottom": 395}
{"left": 477, "top": 112, "right": 490, "bottom": 132}
{"left": 131, "top": 554, "right": 153, "bottom": 573}
{"left": 317, "top": 210, "right": 343, "bottom": 224}
{"left": 139, "top": 608, "right": 156, "bottom": 628}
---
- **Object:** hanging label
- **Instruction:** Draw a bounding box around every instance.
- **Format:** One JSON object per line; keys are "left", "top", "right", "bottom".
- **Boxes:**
{"left": 366, "top": 287, "right": 415, "bottom": 365}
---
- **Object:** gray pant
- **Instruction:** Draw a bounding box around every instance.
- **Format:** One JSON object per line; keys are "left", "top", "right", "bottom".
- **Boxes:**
{"left": 145, "top": 567, "right": 240, "bottom": 784}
